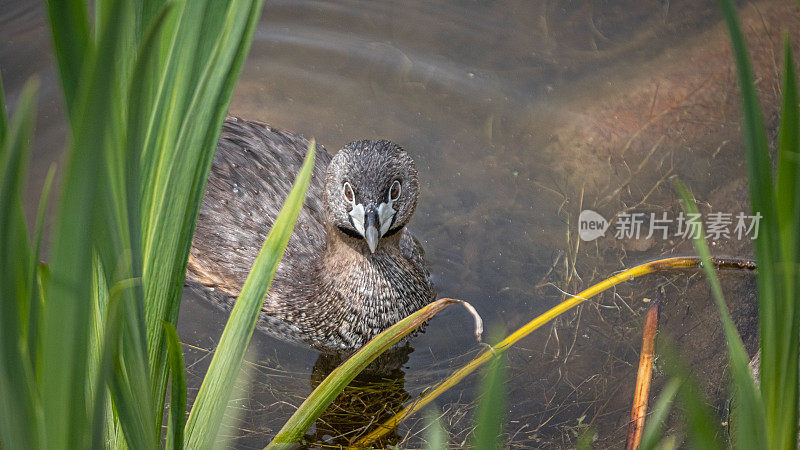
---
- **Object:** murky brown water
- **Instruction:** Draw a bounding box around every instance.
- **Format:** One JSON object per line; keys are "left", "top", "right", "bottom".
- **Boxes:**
{"left": 4, "top": 0, "right": 796, "bottom": 447}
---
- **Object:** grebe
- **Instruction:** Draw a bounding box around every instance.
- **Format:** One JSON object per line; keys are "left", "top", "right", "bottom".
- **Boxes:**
{"left": 186, "top": 118, "right": 434, "bottom": 350}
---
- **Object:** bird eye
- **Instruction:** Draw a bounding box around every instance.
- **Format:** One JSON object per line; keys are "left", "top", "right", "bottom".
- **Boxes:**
{"left": 389, "top": 180, "right": 401, "bottom": 201}
{"left": 343, "top": 182, "right": 355, "bottom": 203}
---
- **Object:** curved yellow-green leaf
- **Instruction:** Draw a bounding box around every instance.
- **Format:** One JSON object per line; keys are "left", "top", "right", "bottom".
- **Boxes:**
{"left": 267, "top": 297, "right": 483, "bottom": 449}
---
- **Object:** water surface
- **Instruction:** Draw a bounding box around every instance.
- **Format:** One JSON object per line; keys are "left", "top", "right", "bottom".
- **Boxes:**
{"left": 3, "top": 0, "right": 792, "bottom": 447}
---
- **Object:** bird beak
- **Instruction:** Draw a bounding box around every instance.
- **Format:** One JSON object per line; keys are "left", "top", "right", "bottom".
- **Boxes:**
{"left": 364, "top": 205, "right": 380, "bottom": 253}
{"left": 349, "top": 200, "right": 397, "bottom": 254}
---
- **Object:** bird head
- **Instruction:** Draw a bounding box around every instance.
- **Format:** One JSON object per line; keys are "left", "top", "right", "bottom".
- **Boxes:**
{"left": 324, "top": 140, "right": 419, "bottom": 253}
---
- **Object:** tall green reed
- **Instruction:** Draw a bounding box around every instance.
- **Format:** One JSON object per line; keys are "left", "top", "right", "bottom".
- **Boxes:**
{"left": 642, "top": 0, "right": 800, "bottom": 447}
{"left": 0, "top": 0, "right": 321, "bottom": 448}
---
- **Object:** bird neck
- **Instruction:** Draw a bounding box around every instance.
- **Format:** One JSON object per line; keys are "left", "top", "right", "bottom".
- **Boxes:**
{"left": 292, "top": 224, "right": 430, "bottom": 348}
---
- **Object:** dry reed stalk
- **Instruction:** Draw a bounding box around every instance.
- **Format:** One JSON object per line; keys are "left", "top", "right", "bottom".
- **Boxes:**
{"left": 626, "top": 300, "right": 660, "bottom": 450}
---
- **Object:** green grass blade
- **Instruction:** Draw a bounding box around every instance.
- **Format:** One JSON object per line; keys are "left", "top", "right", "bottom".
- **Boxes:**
{"left": 126, "top": 3, "right": 177, "bottom": 251}
{"left": 674, "top": 179, "right": 766, "bottom": 449}
{"left": 108, "top": 318, "right": 148, "bottom": 449}
{"left": 715, "top": 0, "right": 778, "bottom": 389}
{"left": 185, "top": 141, "right": 316, "bottom": 449}
{"left": 423, "top": 408, "right": 447, "bottom": 450}
{"left": 27, "top": 164, "right": 56, "bottom": 374}
{"left": 640, "top": 379, "right": 681, "bottom": 450}
{"left": 126, "top": 2, "right": 176, "bottom": 159}
{"left": 122, "top": 6, "right": 180, "bottom": 436}
{"left": 0, "top": 78, "right": 37, "bottom": 319}
{"left": 0, "top": 79, "right": 37, "bottom": 330}
{"left": 86, "top": 258, "right": 122, "bottom": 448}
{"left": 42, "top": 0, "right": 137, "bottom": 445}
{"left": 136, "top": 0, "right": 201, "bottom": 188}
{"left": 776, "top": 37, "right": 800, "bottom": 262}
{"left": 0, "top": 69, "right": 7, "bottom": 146}
{"left": 44, "top": 0, "right": 90, "bottom": 116}
{"left": 715, "top": 0, "right": 775, "bottom": 227}
{"left": 62, "top": 0, "right": 158, "bottom": 446}
{"left": 100, "top": 278, "right": 152, "bottom": 450}
{"left": 471, "top": 353, "right": 508, "bottom": 449}
{"left": 137, "top": 0, "right": 170, "bottom": 40}
{"left": 138, "top": 0, "right": 264, "bottom": 424}
{"left": 113, "top": 296, "right": 156, "bottom": 450}
{"left": 658, "top": 343, "right": 722, "bottom": 450}
{"left": 88, "top": 275, "right": 123, "bottom": 450}
{"left": 30, "top": 0, "right": 268, "bottom": 447}
{"left": 0, "top": 78, "right": 40, "bottom": 450}
{"left": 213, "top": 347, "right": 258, "bottom": 449}
{"left": 675, "top": 372, "right": 721, "bottom": 449}
{"left": 774, "top": 36, "right": 800, "bottom": 450}
{"left": 93, "top": 0, "right": 137, "bottom": 277}
{"left": 164, "top": 321, "right": 187, "bottom": 450}
{"left": 718, "top": 1, "right": 798, "bottom": 446}
{"left": 87, "top": 257, "right": 109, "bottom": 432}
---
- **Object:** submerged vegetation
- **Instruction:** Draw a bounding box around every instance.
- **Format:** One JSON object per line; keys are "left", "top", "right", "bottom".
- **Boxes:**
{"left": 0, "top": 0, "right": 798, "bottom": 449}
